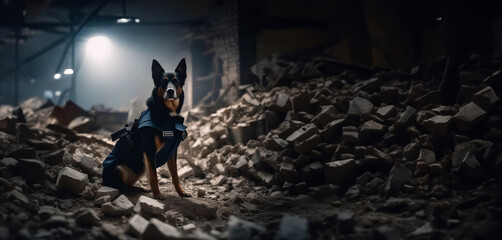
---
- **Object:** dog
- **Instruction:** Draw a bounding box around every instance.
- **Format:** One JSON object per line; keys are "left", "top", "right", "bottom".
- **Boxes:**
{"left": 102, "top": 58, "right": 191, "bottom": 199}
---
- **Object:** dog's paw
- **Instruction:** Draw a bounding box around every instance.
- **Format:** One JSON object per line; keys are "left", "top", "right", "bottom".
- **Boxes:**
{"left": 176, "top": 188, "right": 192, "bottom": 198}
{"left": 153, "top": 192, "right": 165, "bottom": 200}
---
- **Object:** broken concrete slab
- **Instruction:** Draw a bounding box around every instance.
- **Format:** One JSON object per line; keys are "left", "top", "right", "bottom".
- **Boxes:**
{"left": 422, "top": 115, "right": 452, "bottom": 137}
{"left": 128, "top": 214, "right": 149, "bottom": 237}
{"left": 56, "top": 167, "right": 88, "bottom": 194}
{"left": 286, "top": 123, "right": 319, "bottom": 144}
{"left": 325, "top": 159, "right": 356, "bottom": 187}
{"left": 210, "top": 175, "right": 227, "bottom": 186}
{"left": 453, "top": 102, "right": 487, "bottom": 132}
{"left": 472, "top": 86, "right": 499, "bottom": 111}
{"left": 294, "top": 134, "right": 321, "bottom": 153}
{"left": 360, "top": 120, "right": 386, "bottom": 141}
{"left": 178, "top": 165, "right": 194, "bottom": 179}
{"left": 385, "top": 162, "right": 412, "bottom": 195}
{"left": 96, "top": 186, "right": 119, "bottom": 200}
{"left": 136, "top": 195, "right": 165, "bottom": 215}
{"left": 290, "top": 91, "right": 310, "bottom": 113}
{"left": 43, "top": 149, "right": 65, "bottom": 165}
{"left": 74, "top": 208, "right": 100, "bottom": 227}
{"left": 311, "top": 105, "right": 337, "bottom": 128}
{"left": 102, "top": 194, "right": 134, "bottom": 217}
{"left": 376, "top": 105, "right": 397, "bottom": 119}
{"left": 164, "top": 197, "right": 218, "bottom": 219}
{"left": 348, "top": 96, "right": 374, "bottom": 115}
{"left": 143, "top": 218, "right": 181, "bottom": 239}
{"left": 279, "top": 162, "right": 298, "bottom": 182}
{"left": 72, "top": 151, "right": 96, "bottom": 174}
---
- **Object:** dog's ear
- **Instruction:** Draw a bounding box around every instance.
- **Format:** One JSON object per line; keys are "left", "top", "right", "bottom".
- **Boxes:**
{"left": 175, "top": 58, "right": 187, "bottom": 85}
{"left": 151, "top": 59, "right": 165, "bottom": 86}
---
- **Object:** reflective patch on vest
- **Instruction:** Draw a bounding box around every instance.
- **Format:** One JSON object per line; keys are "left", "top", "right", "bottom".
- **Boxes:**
{"left": 162, "top": 131, "right": 174, "bottom": 137}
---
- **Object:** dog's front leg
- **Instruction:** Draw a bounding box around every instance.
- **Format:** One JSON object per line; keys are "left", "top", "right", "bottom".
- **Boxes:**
{"left": 144, "top": 153, "right": 163, "bottom": 199}
{"left": 167, "top": 155, "right": 191, "bottom": 197}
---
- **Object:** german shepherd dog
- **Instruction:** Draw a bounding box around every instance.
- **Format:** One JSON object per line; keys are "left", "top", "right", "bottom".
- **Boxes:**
{"left": 102, "top": 59, "right": 190, "bottom": 199}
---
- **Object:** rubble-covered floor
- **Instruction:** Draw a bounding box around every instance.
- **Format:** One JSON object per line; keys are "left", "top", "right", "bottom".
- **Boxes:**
{"left": 1, "top": 54, "right": 502, "bottom": 240}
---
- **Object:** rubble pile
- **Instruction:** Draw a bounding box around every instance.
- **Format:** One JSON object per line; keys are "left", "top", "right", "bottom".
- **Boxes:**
{"left": 180, "top": 54, "right": 502, "bottom": 238}
{"left": 0, "top": 54, "right": 501, "bottom": 239}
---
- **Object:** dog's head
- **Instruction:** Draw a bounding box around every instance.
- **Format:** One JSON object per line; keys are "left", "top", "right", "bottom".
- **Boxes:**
{"left": 151, "top": 59, "right": 186, "bottom": 112}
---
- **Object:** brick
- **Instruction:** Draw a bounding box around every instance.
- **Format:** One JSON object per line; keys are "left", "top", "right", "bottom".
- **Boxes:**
{"left": 324, "top": 159, "right": 356, "bottom": 187}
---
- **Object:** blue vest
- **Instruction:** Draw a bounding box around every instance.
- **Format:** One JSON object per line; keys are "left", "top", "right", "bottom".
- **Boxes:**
{"left": 138, "top": 109, "right": 187, "bottom": 167}
{"left": 102, "top": 109, "right": 187, "bottom": 178}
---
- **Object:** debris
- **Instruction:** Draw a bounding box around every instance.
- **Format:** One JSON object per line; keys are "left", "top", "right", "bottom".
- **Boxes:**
{"left": 143, "top": 218, "right": 181, "bottom": 239}
{"left": 56, "top": 167, "right": 89, "bottom": 194}
{"left": 102, "top": 194, "right": 134, "bottom": 217}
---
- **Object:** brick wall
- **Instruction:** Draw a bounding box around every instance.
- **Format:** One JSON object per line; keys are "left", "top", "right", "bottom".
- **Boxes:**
{"left": 209, "top": 0, "right": 239, "bottom": 103}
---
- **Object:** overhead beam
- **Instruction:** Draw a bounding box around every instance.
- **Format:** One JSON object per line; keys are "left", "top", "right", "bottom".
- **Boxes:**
{"left": 0, "top": 0, "right": 110, "bottom": 80}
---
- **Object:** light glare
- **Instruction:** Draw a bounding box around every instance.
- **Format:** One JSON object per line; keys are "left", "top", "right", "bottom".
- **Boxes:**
{"left": 117, "top": 18, "right": 131, "bottom": 24}
{"left": 86, "top": 36, "right": 112, "bottom": 60}
{"left": 63, "top": 68, "right": 74, "bottom": 75}
{"left": 53, "top": 73, "right": 61, "bottom": 80}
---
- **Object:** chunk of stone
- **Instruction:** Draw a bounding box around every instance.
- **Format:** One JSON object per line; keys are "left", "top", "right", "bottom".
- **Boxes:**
{"left": 277, "top": 215, "right": 309, "bottom": 240}
{"left": 96, "top": 186, "right": 119, "bottom": 200}
{"left": 227, "top": 215, "right": 266, "bottom": 240}
{"left": 294, "top": 134, "right": 321, "bottom": 153}
{"left": 290, "top": 92, "right": 310, "bottom": 112}
{"left": 348, "top": 96, "right": 374, "bottom": 115}
{"left": 422, "top": 115, "right": 452, "bottom": 137}
{"left": 385, "top": 162, "right": 412, "bottom": 195}
{"left": 342, "top": 126, "right": 359, "bottom": 144}
{"left": 320, "top": 119, "right": 344, "bottom": 142}
{"left": 166, "top": 197, "right": 218, "bottom": 219}
{"left": 128, "top": 214, "right": 149, "bottom": 237}
{"left": 472, "top": 86, "right": 499, "bottom": 111}
{"left": 457, "top": 151, "right": 488, "bottom": 184}
{"left": 417, "top": 148, "right": 435, "bottom": 164}
{"left": 94, "top": 195, "right": 111, "bottom": 206}
{"left": 143, "top": 218, "right": 181, "bottom": 239}
{"left": 279, "top": 162, "right": 298, "bottom": 182}
{"left": 453, "top": 102, "right": 487, "bottom": 132}
{"left": 376, "top": 105, "right": 397, "bottom": 119}
{"left": 397, "top": 106, "right": 416, "bottom": 125}
{"left": 102, "top": 194, "right": 134, "bottom": 216}
{"left": 17, "top": 158, "right": 45, "bottom": 183}
{"left": 286, "top": 123, "right": 319, "bottom": 143}
{"left": 178, "top": 165, "right": 194, "bottom": 179}
{"left": 360, "top": 120, "right": 386, "bottom": 140}
{"left": 136, "top": 195, "right": 165, "bottom": 215}
{"left": 337, "top": 211, "right": 355, "bottom": 234}
{"left": 72, "top": 151, "right": 95, "bottom": 174}
{"left": 325, "top": 159, "right": 356, "bottom": 187}
{"left": 74, "top": 208, "right": 100, "bottom": 227}
{"left": 56, "top": 167, "right": 88, "bottom": 194}
{"left": 210, "top": 175, "right": 227, "bottom": 186}
{"left": 300, "top": 161, "right": 324, "bottom": 186}
{"left": 312, "top": 105, "right": 337, "bottom": 128}
{"left": 43, "top": 149, "right": 65, "bottom": 165}
{"left": 0, "top": 117, "right": 16, "bottom": 135}
{"left": 8, "top": 189, "right": 29, "bottom": 204}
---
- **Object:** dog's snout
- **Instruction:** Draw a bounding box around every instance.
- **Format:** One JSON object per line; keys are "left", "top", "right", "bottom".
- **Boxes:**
{"left": 167, "top": 89, "right": 175, "bottom": 96}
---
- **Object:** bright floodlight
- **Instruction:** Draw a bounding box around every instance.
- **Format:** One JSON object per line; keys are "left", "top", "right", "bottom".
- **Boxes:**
{"left": 63, "top": 68, "right": 74, "bottom": 75}
{"left": 55, "top": 90, "right": 62, "bottom": 97}
{"left": 117, "top": 17, "right": 131, "bottom": 24}
{"left": 53, "top": 73, "right": 61, "bottom": 80}
{"left": 86, "top": 36, "right": 112, "bottom": 60}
